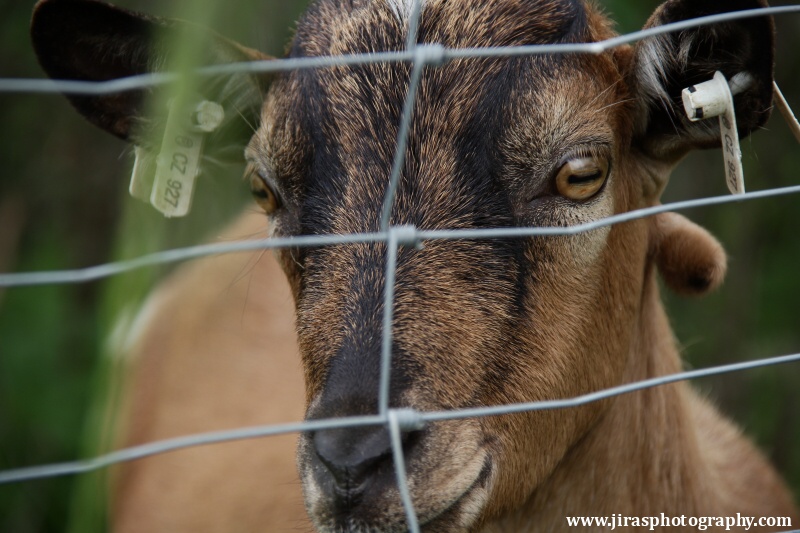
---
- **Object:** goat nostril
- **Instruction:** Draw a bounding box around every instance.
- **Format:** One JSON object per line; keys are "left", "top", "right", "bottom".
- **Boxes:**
{"left": 312, "top": 426, "right": 396, "bottom": 490}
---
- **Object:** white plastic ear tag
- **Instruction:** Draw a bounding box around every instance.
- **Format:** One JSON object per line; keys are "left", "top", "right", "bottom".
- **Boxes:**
{"left": 682, "top": 72, "right": 748, "bottom": 195}
{"left": 128, "top": 99, "right": 225, "bottom": 218}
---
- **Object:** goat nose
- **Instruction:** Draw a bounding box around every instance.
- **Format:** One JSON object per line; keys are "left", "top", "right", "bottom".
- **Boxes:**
{"left": 313, "top": 425, "right": 397, "bottom": 490}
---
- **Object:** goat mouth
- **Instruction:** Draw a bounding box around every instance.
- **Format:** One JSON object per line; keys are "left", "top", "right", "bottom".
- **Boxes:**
{"left": 310, "top": 454, "right": 492, "bottom": 533}
{"left": 415, "top": 455, "right": 494, "bottom": 531}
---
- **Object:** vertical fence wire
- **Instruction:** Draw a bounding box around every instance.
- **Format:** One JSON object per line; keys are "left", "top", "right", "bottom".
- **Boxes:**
{"left": 380, "top": 54, "right": 426, "bottom": 231}
{"left": 379, "top": 229, "right": 401, "bottom": 418}
{"left": 388, "top": 409, "right": 422, "bottom": 533}
{"left": 385, "top": 2, "right": 422, "bottom": 523}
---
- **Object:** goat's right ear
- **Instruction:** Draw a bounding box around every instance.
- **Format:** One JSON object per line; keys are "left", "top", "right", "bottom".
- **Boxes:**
{"left": 31, "top": 0, "right": 271, "bottom": 148}
{"left": 629, "top": 0, "right": 775, "bottom": 164}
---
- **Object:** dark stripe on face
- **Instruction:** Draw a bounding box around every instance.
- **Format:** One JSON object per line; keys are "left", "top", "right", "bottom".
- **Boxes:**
{"left": 283, "top": 0, "right": 592, "bottom": 407}
{"left": 302, "top": 240, "right": 426, "bottom": 417}
{"left": 286, "top": 0, "right": 592, "bottom": 235}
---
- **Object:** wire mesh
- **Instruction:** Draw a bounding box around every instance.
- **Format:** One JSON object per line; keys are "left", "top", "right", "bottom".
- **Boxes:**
{"left": 3, "top": 5, "right": 800, "bottom": 97}
{"left": 1, "top": 2, "right": 800, "bottom": 531}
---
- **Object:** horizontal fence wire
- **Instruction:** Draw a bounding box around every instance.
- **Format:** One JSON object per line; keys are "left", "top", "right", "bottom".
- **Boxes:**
{"left": 1, "top": 350, "right": 799, "bottom": 485}
{"left": 3, "top": 184, "right": 800, "bottom": 288}
{"left": 1, "top": 6, "right": 800, "bottom": 95}
{"left": 2, "top": 3, "right": 800, "bottom": 531}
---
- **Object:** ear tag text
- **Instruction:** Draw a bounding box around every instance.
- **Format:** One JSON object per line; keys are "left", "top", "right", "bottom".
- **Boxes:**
{"left": 682, "top": 72, "right": 750, "bottom": 195}
{"left": 129, "top": 99, "right": 225, "bottom": 217}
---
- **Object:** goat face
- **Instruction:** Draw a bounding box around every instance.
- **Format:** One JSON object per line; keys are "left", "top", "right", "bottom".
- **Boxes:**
{"left": 248, "top": 1, "right": 773, "bottom": 531}
{"left": 250, "top": 3, "right": 638, "bottom": 531}
{"left": 30, "top": 0, "right": 775, "bottom": 531}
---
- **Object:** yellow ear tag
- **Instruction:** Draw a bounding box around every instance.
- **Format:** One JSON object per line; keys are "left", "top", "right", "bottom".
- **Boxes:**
{"left": 129, "top": 99, "right": 225, "bottom": 217}
{"left": 682, "top": 72, "right": 750, "bottom": 195}
{"left": 129, "top": 145, "right": 157, "bottom": 201}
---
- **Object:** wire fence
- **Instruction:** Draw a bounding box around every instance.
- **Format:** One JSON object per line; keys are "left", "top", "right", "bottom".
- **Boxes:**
{"left": 2, "top": 2, "right": 800, "bottom": 531}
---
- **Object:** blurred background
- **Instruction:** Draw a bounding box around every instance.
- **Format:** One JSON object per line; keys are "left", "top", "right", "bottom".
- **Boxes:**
{"left": 0, "top": 0, "right": 798, "bottom": 531}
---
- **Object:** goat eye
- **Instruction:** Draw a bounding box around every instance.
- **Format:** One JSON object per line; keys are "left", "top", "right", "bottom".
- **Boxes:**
{"left": 248, "top": 169, "right": 280, "bottom": 215}
{"left": 555, "top": 157, "right": 609, "bottom": 201}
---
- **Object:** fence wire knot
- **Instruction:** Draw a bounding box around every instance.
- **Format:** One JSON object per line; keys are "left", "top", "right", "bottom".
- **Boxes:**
{"left": 389, "top": 224, "right": 423, "bottom": 249}
{"left": 414, "top": 43, "right": 447, "bottom": 67}
{"left": 388, "top": 408, "right": 426, "bottom": 432}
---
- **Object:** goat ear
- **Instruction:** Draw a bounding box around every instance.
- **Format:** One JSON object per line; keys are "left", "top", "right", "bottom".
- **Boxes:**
{"left": 650, "top": 212, "right": 727, "bottom": 297}
{"left": 31, "top": 0, "right": 270, "bottom": 151}
{"left": 631, "top": 0, "right": 775, "bottom": 161}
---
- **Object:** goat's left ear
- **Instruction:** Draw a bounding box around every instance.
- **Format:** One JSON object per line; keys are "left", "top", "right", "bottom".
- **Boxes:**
{"left": 31, "top": 0, "right": 272, "bottom": 160}
{"left": 630, "top": 0, "right": 775, "bottom": 161}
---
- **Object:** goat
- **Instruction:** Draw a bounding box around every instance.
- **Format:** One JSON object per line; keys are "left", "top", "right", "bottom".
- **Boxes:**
{"left": 31, "top": 0, "right": 799, "bottom": 531}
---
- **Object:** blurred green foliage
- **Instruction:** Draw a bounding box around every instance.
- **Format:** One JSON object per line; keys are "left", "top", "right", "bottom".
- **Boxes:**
{"left": 0, "top": 0, "right": 798, "bottom": 531}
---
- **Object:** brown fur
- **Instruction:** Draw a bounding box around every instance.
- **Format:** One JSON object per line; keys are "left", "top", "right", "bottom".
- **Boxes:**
{"left": 111, "top": 213, "right": 309, "bottom": 532}
{"left": 651, "top": 211, "right": 727, "bottom": 296}
{"left": 29, "top": 0, "right": 798, "bottom": 532}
